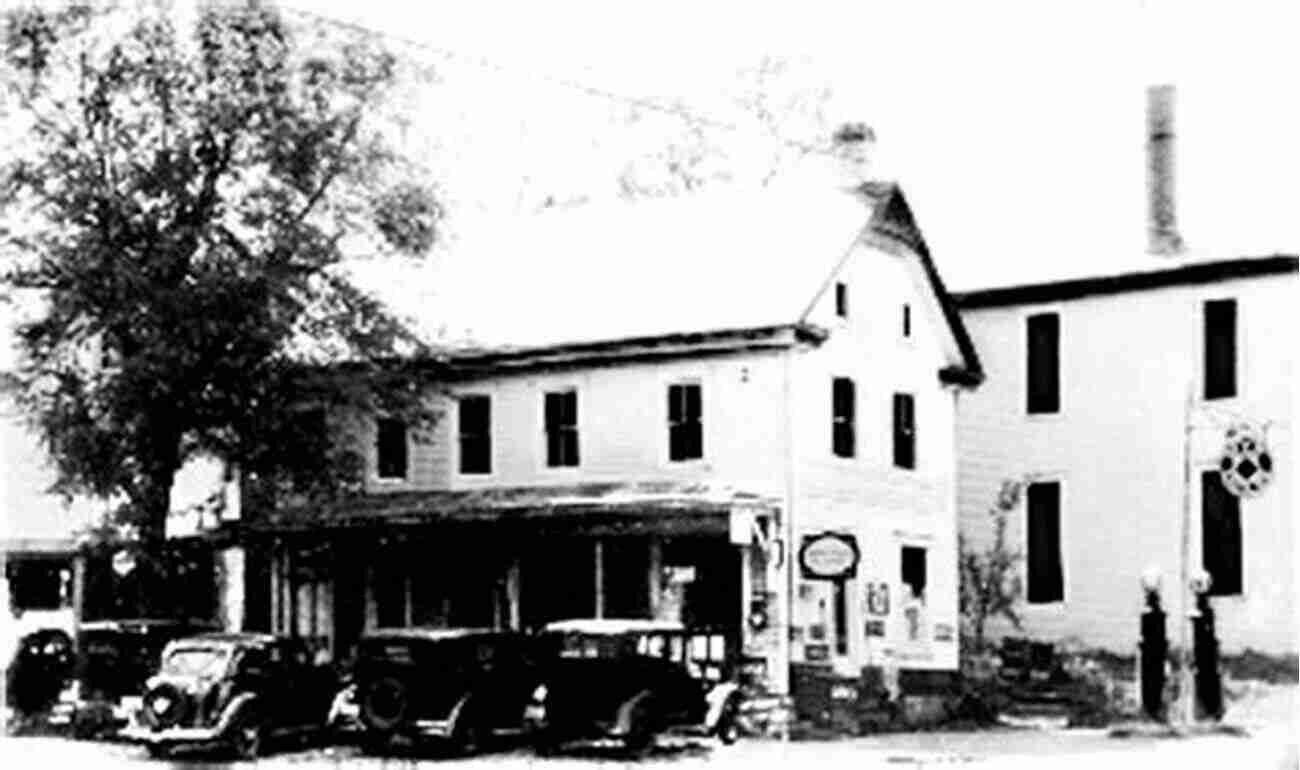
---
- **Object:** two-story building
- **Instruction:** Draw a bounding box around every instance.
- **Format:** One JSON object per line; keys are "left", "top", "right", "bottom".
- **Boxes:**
{"left": 953, "top": 86, "right": 1297, "bottom": 658}
{"left": 230, "top": 131, "right": 984, "bottom": 712}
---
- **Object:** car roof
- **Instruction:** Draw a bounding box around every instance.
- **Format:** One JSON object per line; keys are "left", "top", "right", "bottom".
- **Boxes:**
{"left": 542, "top": 618, "right": 686, "bottom": 635}
{"left": 80, "top": 619, "right": 216, "bottom": 633}
{"left": 167, "top": 632, "right": 282, "bottom": 649}
{"left": 363, "top": 627, "right": 509, "bottom": 643}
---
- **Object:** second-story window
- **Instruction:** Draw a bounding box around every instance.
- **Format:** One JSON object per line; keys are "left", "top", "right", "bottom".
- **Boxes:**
{"left": 668, "top": 383, "right": 703, "bottom": 462}
{"left": 376, "top": 417, "right": 408, "bottom": 480}
{"left": 544, "top": 390, "right": 580, "bottom": 467}
{"left": 1026, "top": 312, "right": 1060, "bottom": 414}
{"left": 458, "top": 395, "right": 492, "bottom": 474}
{"left": 835, "top": 282, "right": 849, "bottom": 318}
{"left": 1204, "top": 298, "right": 1237, "bottom": 400}
{"left": 902, "top": 303, "right": 912, "bottom": 338}
{"left": 892, "top": 393, "right": 916, "bottom": 469}
{"left": 831, "top": 377, "right": 856, "bottom": 458}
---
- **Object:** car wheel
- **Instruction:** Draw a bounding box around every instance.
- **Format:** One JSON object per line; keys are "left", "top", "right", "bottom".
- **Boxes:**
{"left": 360, "top": 678, "right": 408, "bottom": 733}
{"left": 623, "top": 701, "right": 656, "bottom": 753}
{"left": 451, "top": 718, "right": 486, "bottom": 756}
{"left": 231, "top": 721, "right": 263, "bottom": 760}
{"left": 716, "top": 697, "right": 741, "bottom": 745}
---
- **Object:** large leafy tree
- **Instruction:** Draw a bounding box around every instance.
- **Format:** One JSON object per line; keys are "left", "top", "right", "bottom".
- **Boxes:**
{"left": 0, "top": 2, "right": 439, "bottom": 544}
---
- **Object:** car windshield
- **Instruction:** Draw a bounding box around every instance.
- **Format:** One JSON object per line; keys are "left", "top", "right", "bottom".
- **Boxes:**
{"left": 161, "top": 646, "right": 229, "bottom": 677}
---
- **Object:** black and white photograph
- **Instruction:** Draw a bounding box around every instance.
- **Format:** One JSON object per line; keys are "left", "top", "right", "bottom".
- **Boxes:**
{"left": 0, "top": 1, "right": 1296, "bottom": 768}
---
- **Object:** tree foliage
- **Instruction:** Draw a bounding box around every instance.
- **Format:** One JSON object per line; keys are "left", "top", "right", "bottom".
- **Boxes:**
{"left": 958, "top": 479, "right": 1026, "bottom": 651}
{"left": 0, "top": 2, "right": 439, "bottom": 541}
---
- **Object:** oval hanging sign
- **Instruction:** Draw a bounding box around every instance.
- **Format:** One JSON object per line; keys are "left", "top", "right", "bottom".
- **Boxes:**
{"left": 799, "top": 532, "right": 860, "bottom": 580}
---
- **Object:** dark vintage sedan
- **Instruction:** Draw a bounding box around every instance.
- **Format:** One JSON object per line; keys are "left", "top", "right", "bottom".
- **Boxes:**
{"left": 331, "top": 628, "right": 541, "bottom": 755}
{"left": 47, "top": 619, "right": 216, "bottom": 738}
{"left": 524, "top": 619, "right": 743, "bottom": 752}
{"left": 119, "top": 632, "right": 339, "bottom": 759}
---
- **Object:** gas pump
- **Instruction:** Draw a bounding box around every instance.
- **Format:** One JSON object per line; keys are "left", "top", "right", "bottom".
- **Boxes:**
{"left": 1138, "top": 568, "right": 1167, "bottom": 721}
{"left": 1189, "top": 571, "right": 1223, "bottom": 721}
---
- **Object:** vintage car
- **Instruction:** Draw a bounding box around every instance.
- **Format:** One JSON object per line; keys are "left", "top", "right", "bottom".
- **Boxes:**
{"left": 47, "top": 619, "right": 216, "bottom": 738}
{"left": 524, "top": 619, "right": 743, "bottom": 752}
{"left": 331, "top": 628, "right": 541, "bottom": 755}
{"left": 120, "top": 632, "right": 339, "bottom": 759}
{"left": 5, "top": 628, "right": 74, "bottom": 723}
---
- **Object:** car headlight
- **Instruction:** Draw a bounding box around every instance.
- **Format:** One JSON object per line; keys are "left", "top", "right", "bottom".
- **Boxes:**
{"left": 57, "top": 681, "right": 82, "bottom": 704}
{"left": 531, "top": 684, "right": 548, "bottom": 703}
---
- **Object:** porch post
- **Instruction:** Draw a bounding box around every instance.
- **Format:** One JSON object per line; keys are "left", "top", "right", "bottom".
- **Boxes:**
{"left": 506, "top": 556, "right": 521, "bottom": 630}
{"left": 648, "top": 537, "right": 663, "bottom": 618}
{"left": 593, "top": 539, "right": 604, "bottom": 619}
{"left": 363, "top": 559, "right": 377, "bottom": 632}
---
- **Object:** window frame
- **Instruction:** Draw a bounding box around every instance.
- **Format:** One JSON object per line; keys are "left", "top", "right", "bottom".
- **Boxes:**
{"left": 834, "top": 281, "right": 849, "bottom": 319}
{"left": 1025, "top": 480, "right": 1065, "bottom": 605}
{"left": 667, "top": 382, "right": 704, "bottom": 463}
{"left": 892, "top": 392, "right": 916, "bottom": 470}
{"left": 374, "top": 416, "right": 409, "bottom": 481}
{"left": 543, "top": 389, "right": 581, "bottom": 468}
{"left": 831, "top": 377, "right": 856, "bottom": 459}
{"left": 457, "top": 394, "right": 493, "bottom": 475}
{"left": 1026, "top": 312, "right": 1061, "bottom": 415}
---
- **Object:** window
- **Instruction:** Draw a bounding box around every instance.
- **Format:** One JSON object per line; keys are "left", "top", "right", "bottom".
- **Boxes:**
{"left": 835, "top": 282, "right": 848, "bottom": 318}
{"left": 1204, "top": 299, "right": 1237, "bottom": 400}
{"left": 1201, "top": 471, "right": 1242, "bottom": 596}
{"left": 458, "top": 395, "right": 492, "bottom": 474}
{"left": 544, "top": 390, "right": 580, "bottom": 467}
{"left": 902, "top": 304, "right": 912, "bottom": 338}
{"left": 901, "top": 546, "right": 928, "bottom": 601}
{"left": 1026, "top": 482, "right": 1064, "bottom": 603}
{"left": 831, "top": 377, "right": 856, "bottom": 458}
{"left": 375, "top": 418, "right": 408, "bottom": 479}
{"left": 1026, "top": 313, "right": 1060, "bottom": 414}
{"left": 832, "top": 581, "right": 848, "bottom": 655}
{"left": 668, "top": 383, "right": 703, "bottom": 461}
{"left": 892, "top": 393, "right": 916, "bottom": 469}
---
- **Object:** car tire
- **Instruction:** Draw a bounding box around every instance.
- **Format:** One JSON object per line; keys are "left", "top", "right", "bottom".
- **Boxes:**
{"left": 623, "top": 700, "right": 656, "bottom": 753}
{"left": 716, "top": 696, "right": 741, "bottom": 745}
{"left": 231, "top": 721, "right": 264, "bottom": 761}
{"left": 360, "top": 678, "right": 408, "bottom": 733}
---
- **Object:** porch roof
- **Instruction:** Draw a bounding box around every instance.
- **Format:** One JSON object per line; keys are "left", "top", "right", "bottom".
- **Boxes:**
{"left": 249, "top": 481, "right": 781, "bottom": 535}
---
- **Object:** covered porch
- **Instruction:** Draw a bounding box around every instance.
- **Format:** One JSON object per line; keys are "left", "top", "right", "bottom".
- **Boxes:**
{"left": 241, "top": 482, "right": 786, "bottom": 689}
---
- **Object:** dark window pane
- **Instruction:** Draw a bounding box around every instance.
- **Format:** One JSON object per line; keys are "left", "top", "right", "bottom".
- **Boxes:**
{"left": 1026, "top": 482, "right": 1064, "bottom": 603}
{"left": 602, "top": 539, "right": 650, "bottom": 619}
{"left": 901, "top": 546, "right": 927, "bottom": 599}
{"left": 832, "top": 377, "right": 856, "bottom": 458}
{"left": 835, "top": 282, "right": 848, "bottom": 318}
{"left": 1204, "top": 299, "right": 1237, "bottom": 400}
{"left": 892, "top": 393, "right": 916, "bottom": 469}
{"left": 1027, "top": 313, "right": 1060, "bottom": 414}
{"left": 668, "top": 384, "right": 702, "bottom": 461}
{"left": 376, "top": 418, "right": 408, "bottom": 479}
{"left": 903, "top": 304, "right": 911, "bottom": 338}
{"left": 459, "top": 396, "right": 491, "bottom": 474}
{"left": 544, "top": 391, "right": 579, "bottom": 467}
{"left": 1201, "top": 472, "right": 1242, "bottom": 595}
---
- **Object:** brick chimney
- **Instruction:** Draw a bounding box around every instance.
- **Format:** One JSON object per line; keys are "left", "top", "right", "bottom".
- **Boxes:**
{"left": 1146, "top": 85, "right": 1184, "bottom": 255}
{"left": 831, "top": 121, "right": 877, "bottom": 190}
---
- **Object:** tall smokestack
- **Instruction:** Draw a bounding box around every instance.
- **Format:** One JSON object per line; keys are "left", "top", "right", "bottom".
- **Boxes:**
{"left": 1146, "top": 85, "right": 1183, "bottom": 255}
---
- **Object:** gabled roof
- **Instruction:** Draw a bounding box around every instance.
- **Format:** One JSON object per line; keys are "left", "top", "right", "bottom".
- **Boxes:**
{"left": 349, "top": 179, "right": 982, "bottom": 385}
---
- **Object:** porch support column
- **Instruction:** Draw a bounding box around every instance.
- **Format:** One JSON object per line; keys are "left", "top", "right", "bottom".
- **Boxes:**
{"left": 593, "top": 539, "right": 604, "bottom": 619}
{"left": 363, "top": 558, "right": 377, "bottom": 632}
{"left": 506, "top": 556, "right": 521, "bottom": 630}
{"left": 648, "top": 537, "right": 663, "bottom": 618}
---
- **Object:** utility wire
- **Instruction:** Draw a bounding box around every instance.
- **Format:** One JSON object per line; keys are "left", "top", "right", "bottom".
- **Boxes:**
{"left": 278, "top": 3, "right": 831, "bottom": 157}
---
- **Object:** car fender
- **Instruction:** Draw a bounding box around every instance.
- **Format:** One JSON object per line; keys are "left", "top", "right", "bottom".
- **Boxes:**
{"left": 215, "top": 692, "right": 260, "bottom": 735}
{"left": 444, "top": 692, "right": 472, "bottom": 736}
{"left": 614, "top": 689, "right": 655, "bottom": 735}
{"left": 703, "top": 683, "right": 741, "bottom": 730}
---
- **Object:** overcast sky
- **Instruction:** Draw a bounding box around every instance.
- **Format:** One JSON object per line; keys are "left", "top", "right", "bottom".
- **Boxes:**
{"left": 284, "top": 0, "right": 1300, "bottom": 289}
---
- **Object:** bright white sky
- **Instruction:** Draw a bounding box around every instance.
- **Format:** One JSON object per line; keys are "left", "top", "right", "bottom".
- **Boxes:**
{"left": 283, "top": 0, "right": 1300, "bottom": 289}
